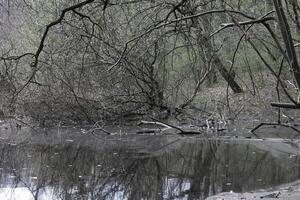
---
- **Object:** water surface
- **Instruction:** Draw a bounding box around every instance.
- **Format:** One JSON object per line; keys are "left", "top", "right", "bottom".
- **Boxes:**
{"left": 0, "top": 126, "right": 299, "bottom": 200}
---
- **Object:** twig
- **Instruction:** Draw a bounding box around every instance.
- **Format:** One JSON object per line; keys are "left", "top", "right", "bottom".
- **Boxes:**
{"left": 13, "top": 117, "right": 39, "bottom": 133}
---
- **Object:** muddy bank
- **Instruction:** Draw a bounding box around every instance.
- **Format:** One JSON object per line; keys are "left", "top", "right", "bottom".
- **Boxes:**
{"left": 206, "top": 179, "right": 300, "bottom": 200}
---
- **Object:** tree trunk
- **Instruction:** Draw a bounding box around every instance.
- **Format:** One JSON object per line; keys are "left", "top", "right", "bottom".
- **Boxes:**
{"left": 201, "top": 34, "right": 243, "bottom": 93}
{"left": 273, "top": 0, "right": 300, "bottom": 89}
{"left": 186, "top": 1, "right": 243, "bottom": 93}
{"left": 201, "top": 4, "right": 218, "bottom": 85}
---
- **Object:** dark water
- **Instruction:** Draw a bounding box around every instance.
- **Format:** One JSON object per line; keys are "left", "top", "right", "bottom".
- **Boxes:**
{"left": 0, "top": 127, "right": 300, "bottom": 200}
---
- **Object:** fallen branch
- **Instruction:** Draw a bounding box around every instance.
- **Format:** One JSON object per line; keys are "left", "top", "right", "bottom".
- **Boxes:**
{"left": 138, "top": 120, "right": 172, "bottom": 130}
{"left": 251, "top": 122, "right": 300, "bottom": 138}
{"left": 91, "top": 127, "right": 112, "bottom": 135}
{"left": 271, "top": 102, "right": 300, "bottom": 109}
{"left": 150, "top": 117, "right": 184, "bottom": 132}
{"left": 136, "top": 130, "right": 156, "bottom": 134}
{"left": 149, "top": 118, "right": 203, "bottom": 135}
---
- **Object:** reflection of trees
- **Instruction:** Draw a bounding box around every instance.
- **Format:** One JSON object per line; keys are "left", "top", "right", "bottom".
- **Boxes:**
{"left": 188, "top": 140, "right": 219, "bottom": 200}
{"left": 125, "top": 158, "right": 164, "bottom": 200}
{"left": 0, "top": 139, "right": 299, "bottom": 199}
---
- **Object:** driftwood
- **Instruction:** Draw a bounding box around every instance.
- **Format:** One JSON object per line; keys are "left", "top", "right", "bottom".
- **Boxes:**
{"left": 271, "top": 102, "right": 300, "bottom": 109}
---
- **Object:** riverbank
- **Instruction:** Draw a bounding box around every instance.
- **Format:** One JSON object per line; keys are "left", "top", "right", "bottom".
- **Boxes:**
{"left": 206, "top": 179, "right": 300, "bottom": 199}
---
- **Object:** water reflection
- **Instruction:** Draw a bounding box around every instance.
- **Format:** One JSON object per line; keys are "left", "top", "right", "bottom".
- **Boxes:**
{"left": 0, "top": 134, "right": 299, "bottom": 200}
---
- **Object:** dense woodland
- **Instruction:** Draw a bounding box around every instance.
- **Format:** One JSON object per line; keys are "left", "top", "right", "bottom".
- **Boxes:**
{"left": 1, "top": 0, "right": 300, "bottom": 126}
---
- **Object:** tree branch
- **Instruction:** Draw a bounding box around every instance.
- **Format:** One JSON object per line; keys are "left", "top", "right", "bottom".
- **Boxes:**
{"left": 14, "top": 0, "right": 96, "bottom": 99}
{"left": 108, "top": 9, "right": 263, "bottom": 71}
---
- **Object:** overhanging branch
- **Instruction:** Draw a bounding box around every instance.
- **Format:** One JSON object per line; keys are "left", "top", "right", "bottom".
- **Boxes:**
{"left": 108, "top": 9, "right": 267, "bottom": 71}
{"left": 14, "top": 0, "right": 96, "bottom": 99}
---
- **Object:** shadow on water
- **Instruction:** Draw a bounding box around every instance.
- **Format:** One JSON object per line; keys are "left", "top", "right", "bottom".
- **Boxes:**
{"left": 0, "top": 127, "right": 300, "bottom": 199}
